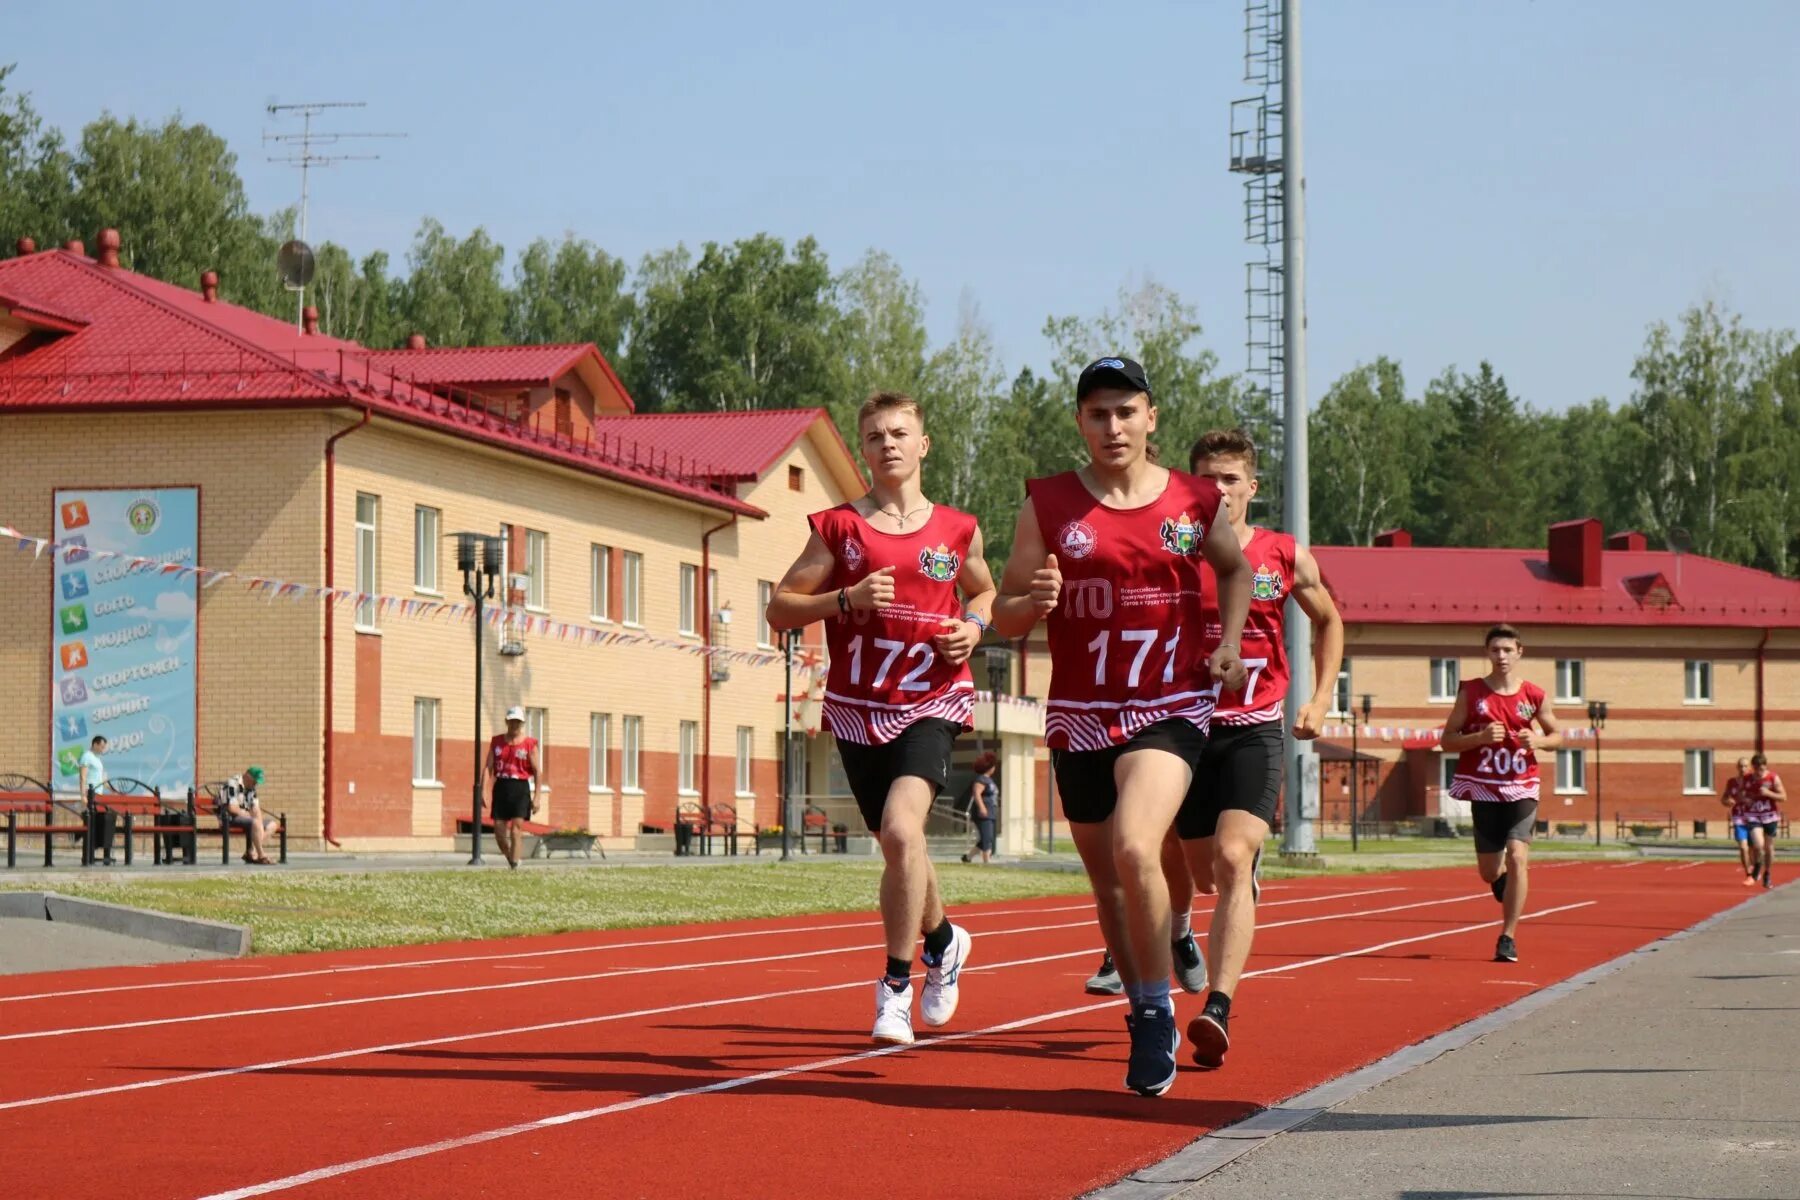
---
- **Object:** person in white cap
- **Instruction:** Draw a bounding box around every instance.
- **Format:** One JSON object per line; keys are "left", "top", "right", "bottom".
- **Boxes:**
{"left": 484, "top": 706, "right": 540, "bottom": 868}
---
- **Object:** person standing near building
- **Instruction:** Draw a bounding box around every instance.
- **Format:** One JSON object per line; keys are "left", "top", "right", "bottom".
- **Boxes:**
{"left": 1172, "top": 428, "right": 1345, "bottom": 1070}
{"left": 1741, "top": 754, "right": 1786, "bottom": 889}
{"left": 1439, "top": 625, "right": 1562, "bottom": 964}
{"left": 963, "top": 752, "right": 999, "bottom": 865}
{"left": 484, "top": 706, "right": 539, "bottom": 869}
{"left": 994, "top": 355, "right": 1249, "bottom": 1097}
{"left": 767, "top": 391, "right": 993, "bottom": 1046}
{"left": 1722, "top": 757, "right": 1756, "bottom": 884}
{"left": 77, "top": 734, "right": 108, "bottom": 800}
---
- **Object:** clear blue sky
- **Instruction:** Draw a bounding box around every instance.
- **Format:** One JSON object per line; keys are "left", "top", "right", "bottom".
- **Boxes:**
{"left": 11, "top": 1, "right": 1798, "bottom": 411}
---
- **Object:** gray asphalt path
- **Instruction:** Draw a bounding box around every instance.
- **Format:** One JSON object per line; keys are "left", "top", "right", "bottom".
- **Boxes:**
{"left": 0, "top": 916, "right": 225, "bottom": 973}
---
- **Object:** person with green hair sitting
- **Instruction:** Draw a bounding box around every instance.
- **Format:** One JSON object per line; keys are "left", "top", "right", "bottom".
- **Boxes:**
{"left": 220, "top": 765, "right": 278, "bottom": 865}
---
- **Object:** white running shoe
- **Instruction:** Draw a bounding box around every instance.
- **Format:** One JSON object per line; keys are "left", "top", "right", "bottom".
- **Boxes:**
{"left": 872, "top": 979, "right": 915, "bottom": 1044}
{"left": 920, "top": 923, "right": 972, "bottom": 1027}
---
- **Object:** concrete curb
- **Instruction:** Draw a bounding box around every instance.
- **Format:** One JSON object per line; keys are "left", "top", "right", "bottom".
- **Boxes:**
{"left": 0, "top": 891, "right": 249, "bottom": 956}
{"left": 1084, "top": 885, "right": 1780, "bottom": 1200}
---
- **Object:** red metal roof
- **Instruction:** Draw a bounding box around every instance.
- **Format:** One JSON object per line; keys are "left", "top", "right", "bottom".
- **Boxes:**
{"left": 0, "top": 248, "right": 757, "bottom": 515}
{"left": 1313, "top": 544, "right": 1800, "bottom": 628}
{"left": 590, "top": 409, "right": 851, "bottom": 481}
{"left": 362, "top": 344, "right": 595, "bottom": 387}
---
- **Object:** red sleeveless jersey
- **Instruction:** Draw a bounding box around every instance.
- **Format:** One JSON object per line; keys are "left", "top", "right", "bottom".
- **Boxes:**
{"left": 1742, "top": 771, "right": 1783, "bottom": 824}
{"left": 1449, "top": 678, "right": 1546, "bottom": 803}
{"left": 488, "top": 735, "right": 537, "bottom": 780}
{"left": 1201, "top": 526, "right": 1295, "bottom": 726}
{"left": 1027, "top": 469, "right": 1222, "bottom": 751}
{"left": 808, "top": 503, "right": 977, "bottom": 745}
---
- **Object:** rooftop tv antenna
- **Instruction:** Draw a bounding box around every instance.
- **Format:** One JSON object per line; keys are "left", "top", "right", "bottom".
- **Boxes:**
{"left": 264, "top": 101, "right": 405, "bottom": 330}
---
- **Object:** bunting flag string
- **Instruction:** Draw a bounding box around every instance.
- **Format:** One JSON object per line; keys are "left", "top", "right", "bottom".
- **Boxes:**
{"left": 2, "top": 522, "right": 801, "bottom": 672}
{"left": 1313, "top": 724, "right": 1598, "bottom": 743}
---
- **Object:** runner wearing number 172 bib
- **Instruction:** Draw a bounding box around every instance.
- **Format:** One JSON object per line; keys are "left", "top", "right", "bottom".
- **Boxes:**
{"left": 1438, "top": 624, "right": 1563, "bottom": 964}
{"left": 994, "top": 355, "right": 1250, "bottom": 1098}
{"left": 767, "top": 391, "right": 997, "bottom": 1048}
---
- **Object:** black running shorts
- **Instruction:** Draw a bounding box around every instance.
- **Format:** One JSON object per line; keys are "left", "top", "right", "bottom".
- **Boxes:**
{"left": 1178, "top": 720, "right": 1284, "bottom": 840}
{"left": 1471, "top": 798, "right": 1538, "bottom": 854}
{"left": 491, "top": 777, "right": 533, "bottom": 822}
{"left": 1053, "top": 718, "right": 1206, "bottom": 825}
{"left": 835, "top": 718, "right": 961, "bottom": 832}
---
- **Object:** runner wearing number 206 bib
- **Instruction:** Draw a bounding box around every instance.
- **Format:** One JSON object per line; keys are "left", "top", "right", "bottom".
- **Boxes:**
{"left": 1439, "top": 624, "right": 1563, "bottom": 965}
{"left": 995, "top": 355, "right": 1250, "bottom": 1099}
{"left": 768, "top": 392, "right": 996, "bottom": 1049}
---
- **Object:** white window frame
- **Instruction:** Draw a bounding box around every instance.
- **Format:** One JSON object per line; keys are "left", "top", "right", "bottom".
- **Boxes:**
{"left": 757, "top": 580, "right": 775, "bottom": 649}
{"left": 413, "top": 505, "right": 440, "bottom": 595}
{"left": 1329, "top": 663, "right": 1352, "bottom": 717}
{"left": 412, "top": 698, "right": 440, "bottom": 786}
{"left": 678, "top": 720, "right": 699, "bottom": 795}
{"left": 588, "top": 713, "right": 611, "bottom": 792}
{"left": 736, "top": 726, "right": 755, "bottom": 796}
{"left": 590, "top": 544, "right": 612, "bottom": 623}
{"left": 621, "top": 716, "right": 643, "bottom": 793}
{"left": 1683, "top": 660, "right": 1713, "bottom": 705}
{"left": 1555, "top": 747, "right": 1586, "bottom": 794}
{"left": 524, "top": 529, "right": 548, "bottom": 612}
{"left": 525, "top": 707, "right": 548, "bottom": 792}
{"left": 679, "top": 563, "right": 699, "bottom": 636}
{"left": 1429, "top": 658, "right": 1459, "bottom": 703}
{"left": 354, "top": 493, "right": 380, "bottom": 631}
{"left": 1555, "top": 659, "right": 1584, "bottom": 704}
{"left": 1437, "top": 752, "right": 1457, "bottom": 792}
{"left": 708, "top": 567, "right": 719, "bottom": 628}
{"left": 1683, "top": 748, "right": 1714, "bottom": 794}
{"left": 622, "top": 551, "right": 644, "bottom": 627}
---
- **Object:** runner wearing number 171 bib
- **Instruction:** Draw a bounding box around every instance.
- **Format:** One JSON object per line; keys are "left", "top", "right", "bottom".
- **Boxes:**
{"left": 995, "top": 355, "right": 1250, "bottom": 1097}
{"left": 767, "top": 391, "right": 997, "bottom": 1048}
{"left": 1438, "top": 624, "right": 1563, "bottom": 964}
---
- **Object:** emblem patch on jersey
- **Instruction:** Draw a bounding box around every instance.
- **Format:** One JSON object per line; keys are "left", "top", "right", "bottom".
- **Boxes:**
{"left": 841, "top": 538, "right": 866, "bottom": 572}
{"left": 1158, "top": 512, "right": 1203, "bottom": 557}
{"left": 1474, "top": 698, "right": 1489, "bottom": 716}
{"left": 1058, "top": 520, "right": 1097, "bottom": 560}
{"left": 918, "top": 543, "right": 961, "bottom": 582}
{"left": 1517, "top": 700, "right": 1537, "bottom": 721}
{"left": 1250, "top": 562, "right": 1286, "bottom": 601}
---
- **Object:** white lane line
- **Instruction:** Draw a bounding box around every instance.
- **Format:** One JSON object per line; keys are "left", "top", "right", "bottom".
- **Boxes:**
{"left": 0, "top": 890, "right": 1404, "bottom": 1041}
{"left": 191, "top": 900, "right": 1598, "bottom": 1200}
{"left": 0, "top": 887, "right": 1446, "bottom": 1108}
{"left": 0, "top": 886, "right": 1355, "bottom": 1007}
{"left": 1662, "top": 861, "right": 1705, "bottom": 872}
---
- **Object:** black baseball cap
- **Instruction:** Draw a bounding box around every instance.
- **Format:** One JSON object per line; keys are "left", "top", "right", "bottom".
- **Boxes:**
{"left": 1075, "top": 355, "right": 1152, "bottom": 402}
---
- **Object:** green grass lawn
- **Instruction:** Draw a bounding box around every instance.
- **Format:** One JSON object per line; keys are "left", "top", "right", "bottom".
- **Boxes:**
{"left": 1, "top": 861, "right": 1089, "bottom": 956}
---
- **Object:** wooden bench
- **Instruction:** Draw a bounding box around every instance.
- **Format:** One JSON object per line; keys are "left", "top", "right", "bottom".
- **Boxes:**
{"left": 1615, "top": 811, "right": 1676, "bottom": 840}
{"left": 0, "top": 774, "right": 94, "bottom": 867}
{"left": 185, "top": 782, "right": 289, "bottom": 864}
{"left": 88, "top": 779, "right": 196, "bottom": 866}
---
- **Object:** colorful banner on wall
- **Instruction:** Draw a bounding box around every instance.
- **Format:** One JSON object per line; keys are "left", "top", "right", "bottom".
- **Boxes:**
{"left": 48, "top": 489, "right": 199, "bottom": 796}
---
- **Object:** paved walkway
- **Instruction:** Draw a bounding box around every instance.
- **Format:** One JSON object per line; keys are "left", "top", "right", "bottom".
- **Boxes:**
{"left": 1165, "top": 881, "right": 1799, "bottom": 1200}
{"left": 0, "top": 917, "right": 225, "bottom": 973}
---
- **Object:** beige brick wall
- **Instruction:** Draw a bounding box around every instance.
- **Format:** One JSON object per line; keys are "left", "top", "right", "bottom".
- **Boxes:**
{"left": 0, "top": 410, "right": 327, "bottom": 835}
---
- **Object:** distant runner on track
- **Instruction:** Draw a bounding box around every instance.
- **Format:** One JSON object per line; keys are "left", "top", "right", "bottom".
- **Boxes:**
{"left": 1722, "top": 757, "right": 1756, "bottom": 884}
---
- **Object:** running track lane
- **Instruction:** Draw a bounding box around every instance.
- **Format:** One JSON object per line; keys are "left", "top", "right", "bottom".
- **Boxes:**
{"left": 0, "top": 862, "right": 1759, "bottom": 1200}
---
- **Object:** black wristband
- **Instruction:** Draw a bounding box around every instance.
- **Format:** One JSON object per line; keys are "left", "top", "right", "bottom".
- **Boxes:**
{"left": 837, "top": 588, "right": 849, "bottom": 614}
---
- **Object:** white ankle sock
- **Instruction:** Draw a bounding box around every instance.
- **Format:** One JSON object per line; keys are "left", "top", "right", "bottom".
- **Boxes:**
{"left": 1171, "top": 909, "right": 1192, "bottom": 940}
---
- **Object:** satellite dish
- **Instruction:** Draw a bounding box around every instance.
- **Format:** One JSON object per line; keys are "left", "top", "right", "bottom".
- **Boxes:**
{"left": 277, "top": 239, "right": 316, "bottom": 290}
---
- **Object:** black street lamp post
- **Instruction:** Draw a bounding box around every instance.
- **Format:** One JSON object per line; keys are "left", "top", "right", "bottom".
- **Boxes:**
{"left": 780, "top": 629, "right": 797, "bottom": 862}
{"left": 1351, "top": 693, "right": 1373, "bottom": 851}
{"left": 984, "top": 644, "right": 1013, "bottom": 847}
{"left": 454, "top": 532, "right": 504, "bottom": 866}
{"left": 1586, "top": 700, "right": 1608, "bottom": 847}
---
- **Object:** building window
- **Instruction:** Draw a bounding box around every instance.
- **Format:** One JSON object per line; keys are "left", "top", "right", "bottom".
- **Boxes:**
{"left": 1429, "top": 658, "right": 1459, "bottom": 703}
{"left": 1555, "top": 748, "right": 1586, "bottom": 794}
{"left": 1684, "top": 660, "right": 1713, "bottom": 705}
{"left": 412, "top": 698, "right": 439, "bottom": 784}
{"left": 589, "top": 713, "right": 611, "bottom": 791}
{"left": 1437, "top": 753, "right": 1457, "bottom": 792}
{"left": 524, "top": 529, "right": 548, "bottom": 610}
{"left": 1684, "top": 749, "right": 1714, "bottom": 794}
{"left": 679, "top": 720, "right": 699, "bottom": 794}
{"left": 736, "top": 726, "right": 755, "bottom": 795}
{"left": 623, "top": 551, "right": 643, "bottom": 627}
{"left": 1330, "top": 663, "right": 1352, "bottom": 717}
{"left": 1555, "top": 659, "right": 1584, "bottom": 704}
{"left": 708, "top": 567, "right": 719, "bottom": 629}
{"left": 413, "top": 506, "right": 440, "bottom": 593}
{"left": 679, "top": 564, "right": 699, "bottom": 636}
{"left": 788, "top": 465, "right": 804, "bottom": 492}
{"left": 622, "top": 716, "right": 642, "bottom": 791}
{"left": 525, "top": 707, "right": 548, "bottom": 789}
{"left": 590, "top": 545, "right": 612, "bottom": 622}
{"left": 757, "top": 580, "right": 775, "bottom": 648}
{"left": 354, "top": 493, "right": 379, "bottom": 629}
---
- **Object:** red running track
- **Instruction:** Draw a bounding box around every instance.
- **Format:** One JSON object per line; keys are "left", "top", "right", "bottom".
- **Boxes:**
{"left": 0, "top": 860, "right": 1758, "bottom": 1200}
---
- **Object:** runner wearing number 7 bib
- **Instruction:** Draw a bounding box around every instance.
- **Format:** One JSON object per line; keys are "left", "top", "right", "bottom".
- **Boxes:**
{"left": 1439, "top": 624, "right": 1563, "bottom": 964}
{"left": 994, "top": 356, "right": 1250, "bottom": 1097}
{"left": 767, "top": 391, "right": 996, "bottom": 1048}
